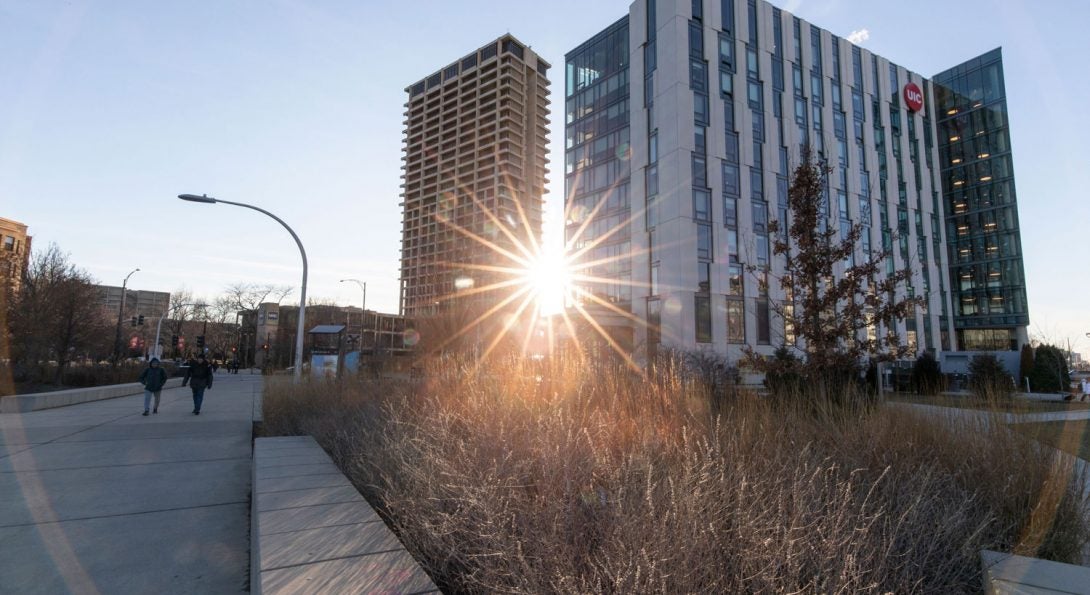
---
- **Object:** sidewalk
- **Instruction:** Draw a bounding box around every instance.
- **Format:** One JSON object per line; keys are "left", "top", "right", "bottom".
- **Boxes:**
{"left": 0, "top": 372, "right": 261, "bottom": 594}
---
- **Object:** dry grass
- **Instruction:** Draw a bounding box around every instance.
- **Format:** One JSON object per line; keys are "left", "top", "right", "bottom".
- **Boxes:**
{"left": 262, "top": 353, "right": 1090, "bottom": 594}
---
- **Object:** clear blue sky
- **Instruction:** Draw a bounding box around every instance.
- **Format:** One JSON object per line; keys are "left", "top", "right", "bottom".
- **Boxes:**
{"left": 2, "top": 0, "right": 1088, "bottom": 352}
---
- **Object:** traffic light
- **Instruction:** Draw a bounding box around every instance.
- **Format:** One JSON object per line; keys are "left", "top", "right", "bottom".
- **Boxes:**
{"left": 131, "top": 316, "right": 138, "bottom": 327}
{"left": 171, "top": 335, "right": 179, "bottom": 347}
{"left": 262, "top": 344, "right": 269, "bottom": 352}
{"left": 138, "top": 315, "right": 145, "bottom": 326}
{"left": 231, "top": 347, "right": 237, "bottom": 353}
{"left": 196, "top": 335, "right": 205, "bottom": 349}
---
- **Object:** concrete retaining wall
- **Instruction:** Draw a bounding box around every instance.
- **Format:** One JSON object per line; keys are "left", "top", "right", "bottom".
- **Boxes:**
{"left": 252, "top": 436, "right": 438, "bottom": 595}
{"left": 0, "top": 378, "right": 185, "bottom": 413}
{"left": 981, "top": 549, "right": 1090, "bottom": 594}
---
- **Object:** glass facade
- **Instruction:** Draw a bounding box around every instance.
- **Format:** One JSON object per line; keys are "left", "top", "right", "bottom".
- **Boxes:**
{"left": 565, "top": 18, "right": 632, "bottom": 308}
{"left": 934, "top": 48, "right": 1028, "bottom": 351}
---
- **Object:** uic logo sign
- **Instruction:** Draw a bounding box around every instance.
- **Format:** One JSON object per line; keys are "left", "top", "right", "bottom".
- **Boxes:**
{"left": 903, "top": 82, "right": 924, "bottom": 113}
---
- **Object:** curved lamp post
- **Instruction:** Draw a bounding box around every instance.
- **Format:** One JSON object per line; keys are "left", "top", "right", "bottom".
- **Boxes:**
{"left": 339, "top": 278, "right": 367, "bottom": 316}
{"left": 340, "top": 278, "right": 367, "bottom": 348}
{"left": 112, "top": 267, "right": 140, "bottom": 364}
{"left": 178, "top": 193, "right": 307, "bottom": 383}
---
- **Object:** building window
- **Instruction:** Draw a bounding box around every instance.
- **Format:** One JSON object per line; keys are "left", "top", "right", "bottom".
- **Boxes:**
{"left": 747, "top": 81, "right": 762, "bottom": 110}
{"left": 726, "top": 298, "right": 744, "bottom": 343}
{"left": 721, "top": 0, "right": 734, "bottom": 35}
{"left": 756, "top": 298, "right": 771, "bottom": 344}
{"left": 693, "top": 188, "right": 711, "bottom": 221}
{"left": 689, "top": 21, "right": 704, "bottom": 57}
{"left": 724, "top": 195, "right": 737, "bottom": 227}
{"left": 723, "top": 162, "right": 739, "bottom": 195}
{"left": 698, "top": 262, "right": 711, "bottom": 292}
{"left": 697, "top": 223, "right": 713, "bottom": 259}
{"left": 695, "top": 295, "right": 712, "bottom": 343}
{"left": 693, "top": 154, "right": 708, "bottom": 187}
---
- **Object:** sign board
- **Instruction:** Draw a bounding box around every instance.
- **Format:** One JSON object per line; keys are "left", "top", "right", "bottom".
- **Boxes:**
{"left": 311, "top": 354, "right": 338, "bottom": 378}
{"left": 903, "top": 82, "right": 924, "bottom": 113}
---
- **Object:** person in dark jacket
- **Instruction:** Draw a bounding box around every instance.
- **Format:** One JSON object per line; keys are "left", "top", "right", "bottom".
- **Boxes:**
{"left": 139, "top": 357, "right": 168, "bottom": 416}
{"left": 182, "top": 353, "right": 214, "bottom": 415}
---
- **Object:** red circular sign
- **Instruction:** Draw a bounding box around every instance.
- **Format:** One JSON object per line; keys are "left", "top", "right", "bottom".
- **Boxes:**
{"left": 903, "top": 82, "right": 924, "bottom": 113}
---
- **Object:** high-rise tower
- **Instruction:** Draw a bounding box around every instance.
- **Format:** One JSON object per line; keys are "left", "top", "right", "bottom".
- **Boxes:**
{"left": 399, "top": 35, "right": 550, "bottom": 319}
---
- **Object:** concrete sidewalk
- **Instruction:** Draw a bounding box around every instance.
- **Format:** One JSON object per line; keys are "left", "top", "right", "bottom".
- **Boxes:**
{"left": 0, "top": 373, "right": 261, "bottom": 594}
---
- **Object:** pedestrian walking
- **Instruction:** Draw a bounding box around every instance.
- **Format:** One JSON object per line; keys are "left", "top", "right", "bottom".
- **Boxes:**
{"left": 1081, "top": 377, "right": 1089, "bottom": 403}
{"left": 138, "top": 357, "right": 168, "bottom": 416}
{"left": 182, "top": 353, "right": 214, "bottom": 415}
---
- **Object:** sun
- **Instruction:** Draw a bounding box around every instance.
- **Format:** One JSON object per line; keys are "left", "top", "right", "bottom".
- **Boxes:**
{"left": 522, "top": 245, "right": 572, "bottom": 316}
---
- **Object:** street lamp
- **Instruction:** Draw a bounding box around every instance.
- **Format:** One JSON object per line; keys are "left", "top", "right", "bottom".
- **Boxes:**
{"left": 112, "top": 267, "right": 140, "bottom": 364}
{"left": 178, "top": 193, "right": 308, "bottom": 383}
{"left": 340, "top": 278, "right": 367, "bottom": 349}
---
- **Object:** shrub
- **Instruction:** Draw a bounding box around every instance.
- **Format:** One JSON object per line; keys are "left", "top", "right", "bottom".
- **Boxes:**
{"left": 680, "top": 349, "right": 738, "bottom": 411}
{"left": 763, "top": 345, "right": 802, "bottom": 397}
{"left": 968, "top": 354, "right": 1014, "bottom": 400}
{"left": 1018, "top": 344, "right": 1035, "bottom": 388}
{"left": 263, "top": 353, "right": 1089, "bottom": 593}
{"left": 1029, "top": 345, "right": 1070, "bottom": 394}
{"left": 911, "top": 351, "right": 944, "bottom": 395}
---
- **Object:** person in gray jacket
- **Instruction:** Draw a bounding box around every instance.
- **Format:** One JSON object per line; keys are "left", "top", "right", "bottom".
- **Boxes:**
{"left": 182, "top": 353, "right": 214, "bottom": 415}
{"left": 139, "top": 357, "right": 168, "bottom": 416}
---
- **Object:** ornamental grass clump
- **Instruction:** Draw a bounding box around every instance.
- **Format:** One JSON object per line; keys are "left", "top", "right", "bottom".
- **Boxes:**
{"left": 263, "top": 352, "right": 1089, "bottom": 594}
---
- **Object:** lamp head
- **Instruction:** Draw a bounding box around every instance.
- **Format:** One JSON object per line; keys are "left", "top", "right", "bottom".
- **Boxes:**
{"left": 178, "top": 193, "right": 217, "bottom": 204}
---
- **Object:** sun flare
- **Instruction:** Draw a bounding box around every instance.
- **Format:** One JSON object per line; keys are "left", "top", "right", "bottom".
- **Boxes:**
{"left": 522, "top": 247, "right": 573, "bottom": 316}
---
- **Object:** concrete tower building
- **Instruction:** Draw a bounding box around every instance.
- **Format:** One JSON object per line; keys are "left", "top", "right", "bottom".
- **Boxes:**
{"left": 565, "top": 0, "right": 1028, "bottom": 359}
{"left": 399, "top": 35, "right": 550, "bottom": 318}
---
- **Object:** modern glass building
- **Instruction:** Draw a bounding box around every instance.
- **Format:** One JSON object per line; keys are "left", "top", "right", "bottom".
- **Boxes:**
{"left": 934, "top": 49, "right": 1029, "bottom": 351}
{"left": 564, "top": 0, "right": 1028, "bottom": 359}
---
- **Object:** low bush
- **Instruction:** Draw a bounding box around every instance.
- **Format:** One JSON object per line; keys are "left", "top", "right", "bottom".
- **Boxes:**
{"left": 968, "top": 353, "right": 1014, "bottom": 400}
{"left": 1, "top": 361, "right": 168, "bottom": 395}
{"left": 911, "top": 351, "right": 944, "bottom": 395}
{"left": 263, "top": 352, "right": 1089, "bottom": 593}
{"left": 1030, "top": 345, "right": 1070, "bottom": 394}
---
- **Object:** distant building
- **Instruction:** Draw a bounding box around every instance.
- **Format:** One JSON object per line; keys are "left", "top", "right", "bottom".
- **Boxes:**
{"left": 398, "top": 34, "right": 551, "bottom": 318}
{"left": 96, "top": 285, "right": 171, "bottom": 320}
{"left": 0, "top": 217, "right": 32, "bottom": 291}
{"left": 251, "top": 303, "right": 411, "bottom": 369}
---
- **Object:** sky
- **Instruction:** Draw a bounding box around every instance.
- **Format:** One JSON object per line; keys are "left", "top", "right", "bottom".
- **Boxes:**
{"left": 2, "top": 0, "right": 1088, "bottom": 352}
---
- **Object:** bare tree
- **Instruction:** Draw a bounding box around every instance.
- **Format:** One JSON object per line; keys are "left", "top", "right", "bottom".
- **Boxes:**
{"left": 9, "top": 244, "right": 110, "bottom": 382}
{"left": 219, "top": 283, "right": 292, "bottom": 364}
{"left": 747, "top": 148, "right": 922, "bottom": 403}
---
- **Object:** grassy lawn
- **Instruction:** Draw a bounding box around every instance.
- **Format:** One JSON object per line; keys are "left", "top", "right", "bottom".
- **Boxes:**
{"left": 1011, "top": 420, "right": 1090, "bottom": 461}
{"left": 887, "top": 393, "right": 1090, "bottom": 414}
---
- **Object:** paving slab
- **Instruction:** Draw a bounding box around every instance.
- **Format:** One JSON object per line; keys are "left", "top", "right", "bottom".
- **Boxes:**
{"left": 257, "top": 485, "right": 364, "bottom": 512}
{"left": 256, "top": 462, "right": 343, "bottom": 480}
{"left": 260, "top": 521, "right": 404, "bottom": 570}
{"left": 0, "top": 373, "right": 260, "bottom": 593}
{"left": 260, "top": 549, "right": 440, "bottom": 595}
{"left": 257, "top": 473, "right": 353, "bottom": 494}
{"left": 259, "top": 501, "right": 383, "bottom": 535}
